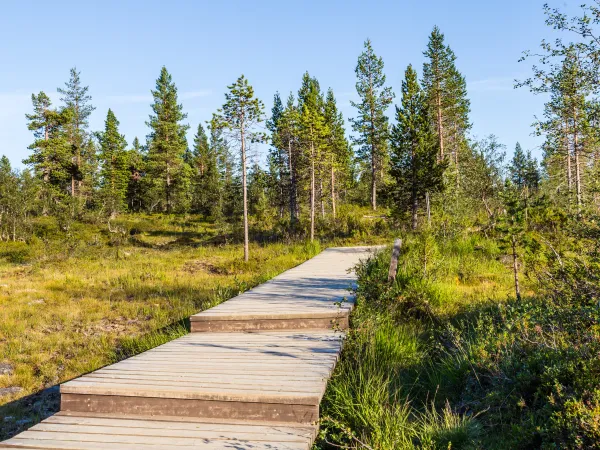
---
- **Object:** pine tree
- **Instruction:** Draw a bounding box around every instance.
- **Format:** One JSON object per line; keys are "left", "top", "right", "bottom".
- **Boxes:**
{"left": 510, "top": 142, "right": 540, "bottom": 191}
{"left": 267, "top": 92, "right": 288, "bottom": 218}
{"left": 422, "top": 27, "right": 470, "bottom": 164}
{"left": 390, "top": 65, "right": 446, "bottom": 229}
{"left": 209, "top": 117, "right": 238, "bottom": 221}
{"left": 24, "top": 91, "right": 72, "bottom": 208}
{"left": 98, "top": 109, "right": 129, "bottom": 217}
{"left": 298, "top": 74, "right": 329, "bottom": 241}
{"left": 519, "top": 32, "right": 593, "bottom": 211}
{"left": 323, "top": 88, "right": 351, "bottom": 218}
{"left": 213, "top": 75, "right": 265, "bottom": 261}
{"left": 0, "top": 157, "right": 19, "bottom": 241}
{"left": 58, "top": 68, "right": 95, "bottom": 198}
{"left": 497, "top": 180, "right": 528, "bottom": 300}
{"left": 146, "top": 66, "right": 190, "bottom": 213}
{"left": 0, "top": 159, "right": 39, "bottom": 241}
{"left": 278, "top": 93, "right": 301, "bottom": 224}
{"left": 350, "top": 39, "right": 394, "bottom": 210}
{"left": 126, "top": 137, "right": 146, "bottom": 212}
{"left": 248, "top": 162, "right": 270, "bottom": 222}
{"left": 190, "top": 123, "right": 220, "bottom": 216}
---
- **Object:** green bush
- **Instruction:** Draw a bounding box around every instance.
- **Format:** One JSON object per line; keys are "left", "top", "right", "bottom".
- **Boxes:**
{"left": 0, "top": 241, "right": 31, "bottom": 263}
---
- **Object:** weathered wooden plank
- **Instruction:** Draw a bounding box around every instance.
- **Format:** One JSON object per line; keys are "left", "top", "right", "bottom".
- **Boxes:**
{"left": 46, "top": 414, "right": 315, "bottom": 438}
{"left": 61, "top": 383, "right": 322, "bottom": 404}
{"left": 55, "top": 411, "right": 317, "bottom": 434}
{"left": 62, "top": 378, "right": 325, "bottom": 394}
{"left": 1, "top": 436, "right": 306, "bottom": 450}
{"left": 87, "top": 371, "right": 326, "bottom": 383}
{"left": 61, "top": 393, "right": 320, "bottom": 423}
{"left": 30, "top": 423, "right": 311, "bottom": 443}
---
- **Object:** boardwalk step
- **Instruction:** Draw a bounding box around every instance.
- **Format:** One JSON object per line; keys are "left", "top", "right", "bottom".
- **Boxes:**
{"left": 59, "top": 331, "right": 343, "bottom": 423}
{"left": 0, "top": 412, "right": 316, "bottom": 449}
{"left": 189, "top": 247, "right": 373, "bottom": 332}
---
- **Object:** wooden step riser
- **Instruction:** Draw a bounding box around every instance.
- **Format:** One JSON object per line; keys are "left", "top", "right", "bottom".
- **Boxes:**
{"left": 191, "top": 316, "right": 349, "bottom": 332}
{"left": 61, "top": 393, "right": 319, "bottom": 424}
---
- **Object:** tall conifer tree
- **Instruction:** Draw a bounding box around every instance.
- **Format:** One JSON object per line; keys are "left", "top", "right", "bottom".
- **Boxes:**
{"left": 146, "top": 66, "right": 190, "bottom": 213}
{"left": 350, "top": 39, "right": 394, "bottom": 210}
{"left": 267, "top": 93, "right": 288, "bottom": 218}
{"left": 58, "top": 68, "right": 95, "bottom": 198}
{"left": 299, "top": 75, "right": 328, "bottom": 240}
{"left": 270, "top": 93, "right": 300, "bottom": 224}
{"left": 390, "top": 65, "right": 446, "bottom": 229}
{"left": 213, "top": 75, "right": 265, "bottom": 261}
{"left": 98, "top": 109, "right": 129, "bottom": 217}
{"left": 126, "top": 137, "right": 145, "bottom": 212}
{"left": 422, "top": 27, "right": 470, "bottom": 165}
{"left": 324, "top": 88, "right": 350, "bottom": 218}
{"left": 24, "top": 92, "right": 72, "bottom": 208}
{"left": 191, "top": 123, "right": 220, "bottom": 216}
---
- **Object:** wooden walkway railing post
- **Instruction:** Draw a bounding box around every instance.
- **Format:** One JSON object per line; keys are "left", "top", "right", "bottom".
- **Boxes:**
{"left": 388, "top": 238, "right": 402, "bottom": 282}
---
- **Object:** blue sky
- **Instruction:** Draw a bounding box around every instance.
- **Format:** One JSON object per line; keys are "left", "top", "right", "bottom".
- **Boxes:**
{"left": 0, "top": 0, "right": 566, "bottom": 169}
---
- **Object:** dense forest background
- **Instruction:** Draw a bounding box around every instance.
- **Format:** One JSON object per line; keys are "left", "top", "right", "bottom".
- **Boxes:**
{"left": 0, "top": 19, "right": 542, "bottom": 252}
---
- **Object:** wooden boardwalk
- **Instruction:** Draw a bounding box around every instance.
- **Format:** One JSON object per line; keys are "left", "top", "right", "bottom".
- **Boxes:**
{"left": 0, "top": 247, "right": 375, "bottom": 449}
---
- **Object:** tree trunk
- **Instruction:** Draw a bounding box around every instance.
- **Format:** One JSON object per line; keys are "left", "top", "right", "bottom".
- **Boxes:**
{"left": 426, "top": 192, "right": 431, "bottom": 226}
{"left": 371, "top": 143, "right": 377, "bottom": 210}
{"left": 319, "top": 176, "right": 325, "bottom": 218}
{"left": 288, "top": 138, "right": 297, "bottom": 225}
{"left": 278, "top": 147, "right": 284, "bottom": 219}
{"left": 166, "top": 164, "right": 171, "bottom": 213}
{"left": 412, "top": 196, "right": 418, "bottom": 231}
{"left": 437, "top": 92, "right": 444, "bottom": 160}
{"left": 331, "top": 161, "right": 336, "bottom": 219}
{"left": 241, "top": 124, "right": 249, "bottom": 262}
{"left": 42, "top": 124, "right": 49, "bottom": 216}
{"left": 310, "top": 140, "right": 315, "bottom": 242}
{"left": 369, "top": 70, "right": 377, "bottom": 211}
{"left": 411, "top": 145, "right": 418, "bottom": 230}
{"left": 565, "top": 119, "right": 572, "bottom": 199}
{"left": 165, "top": 133, "right": 171, "bottom": 213}
{"left": 512, "top": 235, "right": 521, "bottom": 301}
{"left": 454, "top": 125, "right": 460, "bottom": 191}
{"left": 573, "top": 108, "right": 582, "bottom": 211}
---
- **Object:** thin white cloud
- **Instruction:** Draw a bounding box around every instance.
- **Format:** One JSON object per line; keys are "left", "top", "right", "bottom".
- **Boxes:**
{"left": 469, "top": 77, "right": 517, "bottom": 92}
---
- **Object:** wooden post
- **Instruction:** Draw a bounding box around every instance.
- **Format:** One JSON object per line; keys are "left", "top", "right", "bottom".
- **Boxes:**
{"left": 388, "top": 238, "right": 402, "bottom": 282}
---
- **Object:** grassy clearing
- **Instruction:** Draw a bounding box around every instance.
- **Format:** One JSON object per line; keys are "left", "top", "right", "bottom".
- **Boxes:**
{"left": 0, "top": 212, "right": 391, "bottom": 438}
